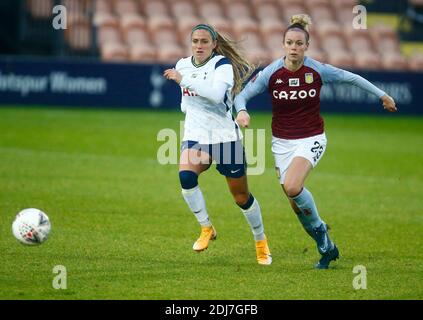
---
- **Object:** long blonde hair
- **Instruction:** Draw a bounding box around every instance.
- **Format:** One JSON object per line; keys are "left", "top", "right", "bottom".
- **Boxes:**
{"left": 214, "top": 32, "right": 255, "bottom": 97}
{"left": 191, "top": 24, "right": 255, "bottom": 97}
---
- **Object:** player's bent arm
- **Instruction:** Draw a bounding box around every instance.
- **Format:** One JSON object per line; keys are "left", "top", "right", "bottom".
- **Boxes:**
{"left": 234, "top": 70, "right": 268, "bottom": 113}
{"left": 179, "top": 65, "right": 232, "bottom": 105}
{"left": 234, "top": 58, "right": 283, "bottom": 113}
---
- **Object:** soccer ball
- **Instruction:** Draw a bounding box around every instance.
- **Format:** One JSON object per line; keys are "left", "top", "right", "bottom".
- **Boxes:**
{"left": 12, "top": 208, "right": 51, "bottom": 245}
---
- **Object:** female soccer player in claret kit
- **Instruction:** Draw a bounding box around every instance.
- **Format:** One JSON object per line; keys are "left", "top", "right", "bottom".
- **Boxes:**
{"left": 235, "top": 14, "right": 397, "bottom": 269}
{"left": 164, "top": 24, "right": 272, "bottom": 265}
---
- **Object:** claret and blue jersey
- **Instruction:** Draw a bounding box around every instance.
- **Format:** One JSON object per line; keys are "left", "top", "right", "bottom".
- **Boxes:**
{"left": 235, "top": 56, "right": 386, "bottom": 139}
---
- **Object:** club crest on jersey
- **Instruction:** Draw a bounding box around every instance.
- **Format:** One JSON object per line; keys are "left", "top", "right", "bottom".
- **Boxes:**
{"left": 305, "top": 73, "right": 314, "bottom": 84}
{"left": 289, "top": 78, "right": 300, "bottom": 87}
{"left": 191, "top": 73, "right": 198, "bottom": 78}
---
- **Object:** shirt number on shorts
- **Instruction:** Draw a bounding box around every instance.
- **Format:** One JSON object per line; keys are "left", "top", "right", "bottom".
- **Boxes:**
{"left": 310, "top": 141, "right": 324, "bottom": 163}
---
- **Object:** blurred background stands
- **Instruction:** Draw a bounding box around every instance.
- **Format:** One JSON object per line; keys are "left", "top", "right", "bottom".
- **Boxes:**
{"left": 1, "top": 0, "right": 423, "bottom": 71}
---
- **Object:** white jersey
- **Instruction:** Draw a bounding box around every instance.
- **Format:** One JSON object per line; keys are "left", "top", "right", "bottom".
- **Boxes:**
{"left": 176, "top": 54, "right": 242, "bottom": 144}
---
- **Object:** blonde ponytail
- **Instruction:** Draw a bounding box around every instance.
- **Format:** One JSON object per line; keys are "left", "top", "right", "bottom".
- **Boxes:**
{"left": 215, "top": 32, "right": 255, "bottom": 98}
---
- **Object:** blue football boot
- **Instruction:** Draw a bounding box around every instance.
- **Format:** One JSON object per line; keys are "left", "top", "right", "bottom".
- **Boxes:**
{"left": 313, "top": 223, "right": 339, "bottom": 269}
{"left": 315, "top": 244, "right": 339, "bottom": 269}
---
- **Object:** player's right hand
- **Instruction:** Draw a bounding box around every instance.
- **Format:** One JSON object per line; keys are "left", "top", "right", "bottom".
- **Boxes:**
{"left": 163, "top": 68, "right": 182, "bottom": 84}
{"left": 236, "top": 110, "right": 250, "bottom": 128}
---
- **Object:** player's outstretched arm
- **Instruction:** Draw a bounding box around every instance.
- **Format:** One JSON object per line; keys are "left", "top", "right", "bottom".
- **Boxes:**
{"left": 319, "top": 63, "right": 399, "bottom": 114}
{"left": 381, "top": 94, "right": 397, "bottom": 112}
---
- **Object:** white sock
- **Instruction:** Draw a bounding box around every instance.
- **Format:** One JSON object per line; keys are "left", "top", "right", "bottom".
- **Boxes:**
{"left": 182, "top": 186, "right": 211, "bottom": 227}
{"left": 241, "top": 198, "right": 265, "bottom": 241}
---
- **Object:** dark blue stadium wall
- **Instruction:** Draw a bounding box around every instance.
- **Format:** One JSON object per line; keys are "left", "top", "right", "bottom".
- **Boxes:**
{"left": 0, "top": 57, "right": 422, "bottom": 114}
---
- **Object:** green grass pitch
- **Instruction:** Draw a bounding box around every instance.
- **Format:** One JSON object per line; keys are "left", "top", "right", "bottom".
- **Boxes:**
{"left": 0, "top": 106, "right": 422, "bottom": 300}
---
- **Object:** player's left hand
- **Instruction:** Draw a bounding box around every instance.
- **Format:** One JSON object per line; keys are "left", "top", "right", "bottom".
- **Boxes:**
{"left": 163, "top": 68, "right": 182, "bottom": 84}
{"left": 381, "top": 94, "right": 397, "bottom": 112}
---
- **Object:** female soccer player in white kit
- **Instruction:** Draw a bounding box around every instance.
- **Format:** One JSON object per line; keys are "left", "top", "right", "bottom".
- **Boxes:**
{"left": 164, "top": 24, "right": 272, "bottom": 265}
{"left": 234, "top": 15, "right": 397, "bottom": 269}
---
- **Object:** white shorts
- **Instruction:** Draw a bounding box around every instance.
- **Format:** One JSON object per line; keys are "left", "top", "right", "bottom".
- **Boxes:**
{"left": 272, "top": 133, "right": 327, "bottom": 184}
